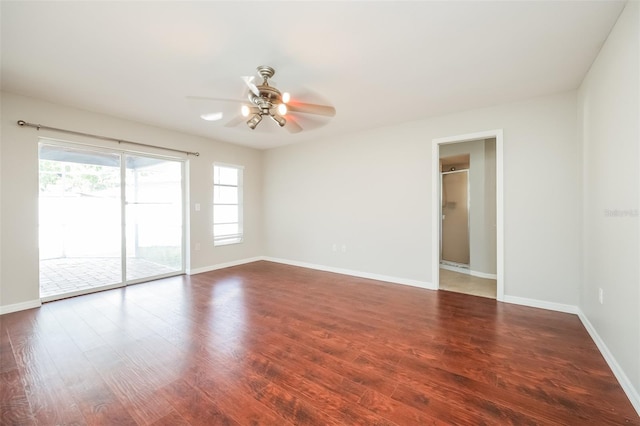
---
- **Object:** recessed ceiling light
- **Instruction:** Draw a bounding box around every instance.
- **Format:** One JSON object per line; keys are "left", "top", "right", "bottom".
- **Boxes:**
{"left": 200, "top": 112, "right": 223, "bottom": 121}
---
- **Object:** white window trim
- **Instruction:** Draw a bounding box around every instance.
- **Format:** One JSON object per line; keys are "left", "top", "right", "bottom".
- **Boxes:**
{"left": 213, "top": 163, "right": 244, "bottom": 246}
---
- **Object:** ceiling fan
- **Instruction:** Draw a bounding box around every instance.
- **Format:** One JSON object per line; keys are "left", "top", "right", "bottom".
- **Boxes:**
{"left": 189, "top": 66, "right": 336, "bottom": 133}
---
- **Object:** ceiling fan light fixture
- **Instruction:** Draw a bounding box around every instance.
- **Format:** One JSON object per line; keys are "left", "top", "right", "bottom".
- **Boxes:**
{"left": 270, "top": 114, "right": 286, "bottom": 127}
{"left": 247, "top": 114, "right": 262, "bottom": 129}
{"left": 190, "top": 66, "right": 334, "bottom": 134}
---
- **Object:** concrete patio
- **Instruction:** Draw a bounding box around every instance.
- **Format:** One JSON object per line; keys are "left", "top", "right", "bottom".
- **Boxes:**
{"left": 40, "top": 257, "right": 180, "bottom": 298}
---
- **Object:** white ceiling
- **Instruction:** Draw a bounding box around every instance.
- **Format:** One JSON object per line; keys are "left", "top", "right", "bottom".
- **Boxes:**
{"left": 1, "top": 1, "right": 625, "bottom": 150}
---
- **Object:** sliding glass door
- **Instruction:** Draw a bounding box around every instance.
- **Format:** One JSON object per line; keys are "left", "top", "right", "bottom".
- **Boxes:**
{"left": 39, "top": 142, "right": 185, "bottom": 301}
{"left": 125, "top": 155, "right": 183, "bottom": 282}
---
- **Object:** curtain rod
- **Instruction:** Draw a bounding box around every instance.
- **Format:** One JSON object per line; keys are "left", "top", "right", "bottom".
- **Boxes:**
{"left": 17, "top": 120, "right": 200, "bottom": 157}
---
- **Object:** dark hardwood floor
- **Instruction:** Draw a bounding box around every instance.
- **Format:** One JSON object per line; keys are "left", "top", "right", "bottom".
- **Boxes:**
{"left": 1, "top": 261, "right": 638, "bottom": 425}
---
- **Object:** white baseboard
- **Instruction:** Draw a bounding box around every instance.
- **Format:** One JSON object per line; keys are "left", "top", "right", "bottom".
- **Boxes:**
{"left": 189, "top": 255, "right": 435, "bottom": 291}
{"left": 262, "top": 256, "right": 435, "bottom": 291}
{"left": 470, "top": 270, "right": 498, "bottom": 280}
{"left": 578, "top": 310, "right": 640, "bottom": 416}
{"left": 440, "top": 263, "right": 498, "bottom": 280}
{"left": 187, "top": 256, "right": 263, "bottom": 275}
{"left": 502, "top": 295, "right": 579, "bottom": 314}
{"left": 440, "top": 263, "right": 469, "bottom": 274}
{"left": 3, "top": 259, "right": 637, "bottom": 416}
{"left": 503, "top": 295, "right": 639, "bottom": 416}
{"left": 0, "top": 299, "right": 42, "bottom": 315}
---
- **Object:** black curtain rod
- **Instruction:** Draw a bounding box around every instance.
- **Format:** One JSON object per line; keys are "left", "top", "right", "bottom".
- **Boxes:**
{"left": 17, "top": 120, "right": 200, "bottom": 157}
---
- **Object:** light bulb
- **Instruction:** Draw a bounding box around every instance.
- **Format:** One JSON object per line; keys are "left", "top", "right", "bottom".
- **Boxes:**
{"left": 270, "top": 114, "right": 286, "bottom": 127}
{"left": 277, "top": 103, "right": 287, "bottom": 115}
{"left": 282, "top": 92, "right": 290, "bottom": 103}
{"left": 247, "top": 114, "right": 262, "bottom": 129}
{"left": 241, "top": 105, "right": 250, "bottom": 117}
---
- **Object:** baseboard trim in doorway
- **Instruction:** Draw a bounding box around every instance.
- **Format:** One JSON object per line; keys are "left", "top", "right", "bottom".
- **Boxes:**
{"left": 263, "top": 257, "right": 435, "bottom": 291}
{"left": 440, "top": 263, "right": 498, "bottom": 280}
{"left": 0, "top": 299, "right": 42, "bottom": 315}
{"left": 440, "top": 263, "right": 469, "bottom": 274}
{"left": 470, "top": 270, "right": 498, "bottom": 280}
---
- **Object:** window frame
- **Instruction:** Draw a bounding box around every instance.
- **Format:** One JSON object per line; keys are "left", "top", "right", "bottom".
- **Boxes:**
{"left": 213, "top": 162, "right": 244, "bottom": 246}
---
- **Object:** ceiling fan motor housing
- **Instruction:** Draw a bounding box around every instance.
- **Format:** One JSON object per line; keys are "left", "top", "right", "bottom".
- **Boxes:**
{"left": 257, "top": 65, "right": 276, "bottom": 81}
{"left": 247, "top": 66, "right": 287, "bottom": 126}
{"left": 249, "top": 84, "right": 283, "bottom": 112}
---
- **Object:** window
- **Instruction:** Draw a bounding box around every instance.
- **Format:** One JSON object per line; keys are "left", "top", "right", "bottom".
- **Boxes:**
{"left": 213, "top": 163, "right": 243, "bottom": 246}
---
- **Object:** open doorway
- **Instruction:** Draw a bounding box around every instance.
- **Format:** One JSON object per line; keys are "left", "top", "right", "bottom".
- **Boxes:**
{"left": 440, "top": 155, "right": 470, "bottom": 268}
{"left": 432, "top": 130, "right": 504, "bottom": 301}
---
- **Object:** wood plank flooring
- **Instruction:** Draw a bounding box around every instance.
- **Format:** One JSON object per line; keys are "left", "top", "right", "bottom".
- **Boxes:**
{"left": 1, "top": 260, "right": 638, "bottom": 425}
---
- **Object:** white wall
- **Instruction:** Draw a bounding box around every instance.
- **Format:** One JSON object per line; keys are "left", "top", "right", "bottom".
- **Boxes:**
{"left": 0, "top": 92, "right": 263, "bottom": 311}
{"left": 263, "top": 91, "right": 581, "bottom": 305}
{"left": 578, "top": 0, "right": 639, "bottom": 404}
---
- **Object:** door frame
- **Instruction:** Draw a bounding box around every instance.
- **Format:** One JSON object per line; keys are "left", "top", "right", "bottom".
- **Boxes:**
{"left": 431, "top": 129, "right": 504, "bottom": 301}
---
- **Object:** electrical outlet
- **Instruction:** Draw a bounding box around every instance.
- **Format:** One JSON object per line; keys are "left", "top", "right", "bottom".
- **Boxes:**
{"left": 341, "top": 244, "right": 347, "bottom": 253}
{"left": 598, "top": 288, "right": 604, "bottom": 305}
{"left": 332, "top": 244, "right": 337, "bottom": 252}
{"left": 195, "top": 203, "right": 201, "bottom": 211}
{"left": 195, "top": 243, "right": 201, "bottom": 251}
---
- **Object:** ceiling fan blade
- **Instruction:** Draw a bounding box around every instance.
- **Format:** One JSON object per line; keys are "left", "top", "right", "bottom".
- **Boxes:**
{"left": 287, "top": 101, "right": 336, "bottom": 117}
{"left": 224, "top": 115, "right": 246, "bottom": 128}
{"left": 285, "top": 115, "right": 303, "bottom": 133}
{"left": 241, "top": 76, "right": 260, "bottom": 96}
{"left": 186, "top": 95, "right": 244, "bottom": 104}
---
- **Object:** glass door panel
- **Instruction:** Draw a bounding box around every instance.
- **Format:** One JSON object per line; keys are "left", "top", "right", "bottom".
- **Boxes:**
{"left": 125, "top": 155, "right": 183, "bottom": 282}
{"left": 39, "top": 144, "right": 122, "bottom": 299}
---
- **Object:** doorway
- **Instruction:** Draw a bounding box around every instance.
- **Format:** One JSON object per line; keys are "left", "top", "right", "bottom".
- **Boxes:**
{"left": 38, "top": 142, "right": 185, "bottom": 301}
{"left": 431, "top": 130, "right": 504, "bottom": 301}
